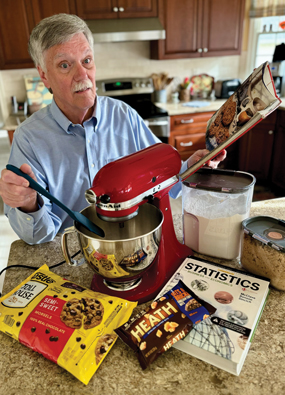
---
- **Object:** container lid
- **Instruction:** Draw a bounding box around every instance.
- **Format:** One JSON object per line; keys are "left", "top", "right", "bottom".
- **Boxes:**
{"left": 182, "top": 168, "right": 256, "bottom": 194}
{"left": 242, "top": 216, "right": 285, "bottom": 252}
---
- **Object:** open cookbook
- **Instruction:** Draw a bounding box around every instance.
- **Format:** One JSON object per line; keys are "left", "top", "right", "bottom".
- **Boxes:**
{"left": 181, "top": 61, "right": 281, "bottom": 178}
{"left": 156, "top": 256, "right": 270, "bottom": 376}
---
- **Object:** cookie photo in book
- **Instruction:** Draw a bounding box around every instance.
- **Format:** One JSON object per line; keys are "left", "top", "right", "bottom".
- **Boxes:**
{"left": 205, "top": 62, "right": 280, "bottom": 152}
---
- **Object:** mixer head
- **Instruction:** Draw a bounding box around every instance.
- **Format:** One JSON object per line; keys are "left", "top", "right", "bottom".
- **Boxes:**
{"left": 85, "top": 143, "right": 182, "bottom": 222}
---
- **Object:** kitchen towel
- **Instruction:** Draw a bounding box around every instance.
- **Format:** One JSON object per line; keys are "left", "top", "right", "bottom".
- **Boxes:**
{"left": 182, "top": 101, "right": 211, "bottom": 108}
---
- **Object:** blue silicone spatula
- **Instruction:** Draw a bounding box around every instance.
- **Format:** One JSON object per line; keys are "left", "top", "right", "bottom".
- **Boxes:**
{"left": 6, "top": 164, "right": 105, "bottom": 238}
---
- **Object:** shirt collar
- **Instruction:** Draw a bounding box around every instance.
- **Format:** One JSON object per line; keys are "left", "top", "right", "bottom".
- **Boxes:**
{"left": 50, "top": 98, "right": 98, "bottom": 134}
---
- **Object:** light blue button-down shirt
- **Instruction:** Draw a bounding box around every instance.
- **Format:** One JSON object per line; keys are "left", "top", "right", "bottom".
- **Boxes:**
{"left": 5, "top": 97, "right": 186, "bottom": 244}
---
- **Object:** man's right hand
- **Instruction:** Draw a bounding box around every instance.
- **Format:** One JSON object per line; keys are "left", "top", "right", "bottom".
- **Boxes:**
{"left": 0, "top": 164, "right": 38, "bottom": 213}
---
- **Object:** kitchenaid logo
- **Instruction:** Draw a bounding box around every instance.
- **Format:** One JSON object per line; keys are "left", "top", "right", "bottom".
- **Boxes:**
{"left": 31, "top": 272, "right": 56, "bottom": 284}
{"left": 185, "top": 261, "right": 260, "bottom": 291}
{"left": 98, "top": 202, "right": 121, "bottom": 210}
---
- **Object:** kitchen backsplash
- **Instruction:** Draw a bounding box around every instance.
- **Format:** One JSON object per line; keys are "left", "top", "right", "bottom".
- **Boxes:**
{"left": 0, "top": 41, "right": 248, "bottom": 120}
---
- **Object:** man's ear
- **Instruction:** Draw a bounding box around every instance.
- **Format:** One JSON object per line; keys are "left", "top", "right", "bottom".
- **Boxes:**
{"left": 37, "top": 66, "right": 50, "bottom": 89}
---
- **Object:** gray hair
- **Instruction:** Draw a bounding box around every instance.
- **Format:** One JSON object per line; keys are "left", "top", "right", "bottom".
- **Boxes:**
{"left": 28, "top": 14, "right": 94, "bottom": 70}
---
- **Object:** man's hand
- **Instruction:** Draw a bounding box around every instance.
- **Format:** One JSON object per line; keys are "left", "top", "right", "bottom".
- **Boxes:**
{"left": 0, "top": 164, "right": 38, "bottom": 213}
{"left": 187, "top": 149, "right": 227, "bottom": 169}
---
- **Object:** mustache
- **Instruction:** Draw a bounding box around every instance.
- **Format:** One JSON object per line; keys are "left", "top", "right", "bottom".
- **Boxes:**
{"left": 73, "top": 80, "right": 93, "bottom": 92}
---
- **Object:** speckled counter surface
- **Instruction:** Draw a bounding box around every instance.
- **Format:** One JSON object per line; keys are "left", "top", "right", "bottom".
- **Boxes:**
{"left": 1, "top": 198, "right": 285, "bottom": 395}
{"left": 156, "top": 97, "right": 285, "bottom": 116}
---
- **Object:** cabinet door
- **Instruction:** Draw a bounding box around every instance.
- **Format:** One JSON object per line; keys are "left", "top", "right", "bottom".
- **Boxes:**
{"left": 238, "top": 112, "right": 276, "bottom": 181}
{"left": 151, "top": 0, "right": 245, "bottom": 60}
{"left": 32, "top": 0, "right": 76, "bottom": 24}
{"left": 151, "top": 0, "right": 202, "bottom": 60}
{"left": 118, "top": 0, "right": 158, "bottom": 18}
{"left": 76, "top": 0, "right": 157, "bottom": 19}
{"left": 202, "top": 0, "right": 245, "bottom": 57}
{"left": 174, "top": 133, "right": 206, "bottom": 160}
{"left": 169, "top": 112, "right": 214, "bottom": 160}
{"left": 0, "top": 0, "right": 76, "bottom": 70}
{"left": 75, "top": 0, "right": 117, "bottom": 19}
{"left": 0, "top": 0, "right": 35, "bottom": 69}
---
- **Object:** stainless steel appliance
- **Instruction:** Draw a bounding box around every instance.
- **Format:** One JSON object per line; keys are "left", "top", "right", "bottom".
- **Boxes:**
{"left": 96, "top": 77, "right": 170, "bottom": 141}
{"left": 270, "top": 61, "right": 285, "bottom": 97}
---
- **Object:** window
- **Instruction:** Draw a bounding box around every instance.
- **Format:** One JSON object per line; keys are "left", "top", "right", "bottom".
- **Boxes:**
{"left": 254, "top": 15, "right": 285, "bottom": 68}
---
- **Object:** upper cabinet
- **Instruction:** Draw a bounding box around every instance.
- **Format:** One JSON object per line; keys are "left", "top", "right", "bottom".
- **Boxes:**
{"left": 0, "top": 0, "right": 34, "bottom": 69}
{"left": 0, "top": 0, "right": 75, "bottom": 70}
{"left": 75, "top": 0, "right": 158, "bottom": 19}
{"left": 151, "top": 0, "right": 245, "bottom": 60}
{"left": 0, "top": 0, "right": 245, "bottom": 69}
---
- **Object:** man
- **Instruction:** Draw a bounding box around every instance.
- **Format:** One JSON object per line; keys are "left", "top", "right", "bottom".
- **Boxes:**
{"left": 0, "top": 14, "right": 226, "bottom": 245}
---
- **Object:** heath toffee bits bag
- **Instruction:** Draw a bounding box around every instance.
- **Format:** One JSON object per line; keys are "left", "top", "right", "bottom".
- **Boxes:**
{"left": 115, "top": 280, "right": 216, "bottom": 369}
{"left": 0, "top": 265, "right": 137, "bottom": 385}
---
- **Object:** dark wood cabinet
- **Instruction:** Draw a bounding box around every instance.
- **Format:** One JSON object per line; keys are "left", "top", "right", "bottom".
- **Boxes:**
{"left": 271, "top": 110, "right": 285, "bottom": 193}
{"left": 31, "top": 0, "right": 76, "bottom": 25}
{"left": 0, "top": 0, "right": 157, "bottom": 69}
{"left": 0, "top": 0, "right": 35, "bottom": 69}
{"left": 0, "top": 0, "right": 75, "bottom": 70}
{"left": 151, "top": 0, "right": 245, "bottom": 60}
{"left": 169, "top": 112, "right": 214, "bottom": 160}
{"left": 75, "top": 0, "right": 157, "bottom": 19}
{"left": 238, "top": 112, "right": 277, "bottom": 181}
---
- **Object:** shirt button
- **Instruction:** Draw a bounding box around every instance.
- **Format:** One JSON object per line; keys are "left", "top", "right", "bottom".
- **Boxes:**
{"left": 26, "top": 217, "right": 31, "bottom": 221}
{"left": 72, "top": 124, "right": 75, "bottom": 127}
{"left": 91, "top": 164, "right": 95, "bottom": 168}
{"left": 88, "top": 139, "right": 90, "bottom": 143}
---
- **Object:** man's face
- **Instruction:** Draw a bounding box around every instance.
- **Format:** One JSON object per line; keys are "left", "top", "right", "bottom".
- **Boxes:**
{"left": 38, "top": 33, "right": 96, "bottom": 122}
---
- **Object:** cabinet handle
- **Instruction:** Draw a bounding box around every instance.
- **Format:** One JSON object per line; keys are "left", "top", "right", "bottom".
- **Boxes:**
{"left": 203, "top": 48, "right": 208, "bottom": 52}
{"left": 180, "top": 119, "right": 194, "bottom": 124}
{"left": 119, "top": 7, "right": 124, "bottom": 12}
{"left": 113, "top": 7, "right": 118, "bottom": 12}
{"left": 180, "top": 141, "right": 193, "bottom": 147}
{"left": 268, "top": 130, "right": 273, "bottom": 135}
{"left": 197, "top": 48, "right": 203, "bottom": 53}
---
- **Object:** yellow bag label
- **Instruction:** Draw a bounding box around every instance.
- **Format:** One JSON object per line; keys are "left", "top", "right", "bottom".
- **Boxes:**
{"left": 0, "top": 265, "right": 137, "bottom": 385}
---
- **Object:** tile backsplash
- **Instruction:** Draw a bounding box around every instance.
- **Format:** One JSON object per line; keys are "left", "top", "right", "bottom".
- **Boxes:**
{"left": 0, "top": 41, "right": 248, "bottom": 121}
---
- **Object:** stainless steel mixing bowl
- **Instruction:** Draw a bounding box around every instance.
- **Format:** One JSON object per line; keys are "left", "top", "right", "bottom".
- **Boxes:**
{"left": 61, "top": 203, "right": 163, "bottom": 280}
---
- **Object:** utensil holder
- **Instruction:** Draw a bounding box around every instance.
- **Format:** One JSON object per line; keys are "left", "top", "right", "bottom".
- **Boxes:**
{"left": 179, "top": 89, "right": 190, "bottom": 102}
{"left": 153, "top": 89, "right": 167, "bottom": 103}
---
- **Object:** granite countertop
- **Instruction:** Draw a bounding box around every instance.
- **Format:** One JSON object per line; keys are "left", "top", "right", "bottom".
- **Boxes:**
{"left": 157, "top": 97, "right": 285, "bottom": 116}
{"left": 1, "top": 198, "right": 285, "bottom": 394}
{"left": 156, "top": 99, "right": 226, "bottom": 116}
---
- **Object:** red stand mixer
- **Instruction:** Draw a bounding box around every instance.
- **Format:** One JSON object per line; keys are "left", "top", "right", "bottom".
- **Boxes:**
{"left": 63, "top": 143, "right": 201, "bottom": 304}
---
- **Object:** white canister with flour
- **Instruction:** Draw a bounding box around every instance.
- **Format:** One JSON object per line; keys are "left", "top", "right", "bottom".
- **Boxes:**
{"left": 182, "top": 168, "right": 256, "bottom": 260}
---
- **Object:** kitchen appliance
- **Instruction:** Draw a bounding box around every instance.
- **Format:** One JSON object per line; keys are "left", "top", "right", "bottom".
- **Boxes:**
{"left": 62, "top": 143, "right": 194, "bottom": 303}
{"left": 215, "top": 79, "right": 241, "bottom": 99}
{"left": 86, "top": 18, "right": 165, "bottom": 43}
{"left": 269, "top": 61, "right": 285, "bottom": 97}
{"left": 182, "top": 168, "right": 255, "bottom": 260}
{"left": 96, "top": 77, "right": 170, "bottom": 141}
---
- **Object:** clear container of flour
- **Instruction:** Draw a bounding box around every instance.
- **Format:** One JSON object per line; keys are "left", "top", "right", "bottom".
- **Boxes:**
{"left": 182, "top": 168, "right": 255, "bottom": 260}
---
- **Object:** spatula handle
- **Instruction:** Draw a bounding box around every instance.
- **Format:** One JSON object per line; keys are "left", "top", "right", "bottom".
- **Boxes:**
{"left": 6, "top": 164, "right": 73, "bottom": 217}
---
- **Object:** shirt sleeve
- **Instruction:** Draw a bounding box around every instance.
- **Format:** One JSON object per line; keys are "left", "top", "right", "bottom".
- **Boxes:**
{"left": 5, "top": 128, "right": 63, "bottom": 245}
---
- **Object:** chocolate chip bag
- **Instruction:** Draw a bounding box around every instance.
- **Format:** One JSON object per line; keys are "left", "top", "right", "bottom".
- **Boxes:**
{"left": 115, "top": 280, "right": 216, "bottom": 369}
{"left": 0, "top": 265, "right": 137, "bottom": 385}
